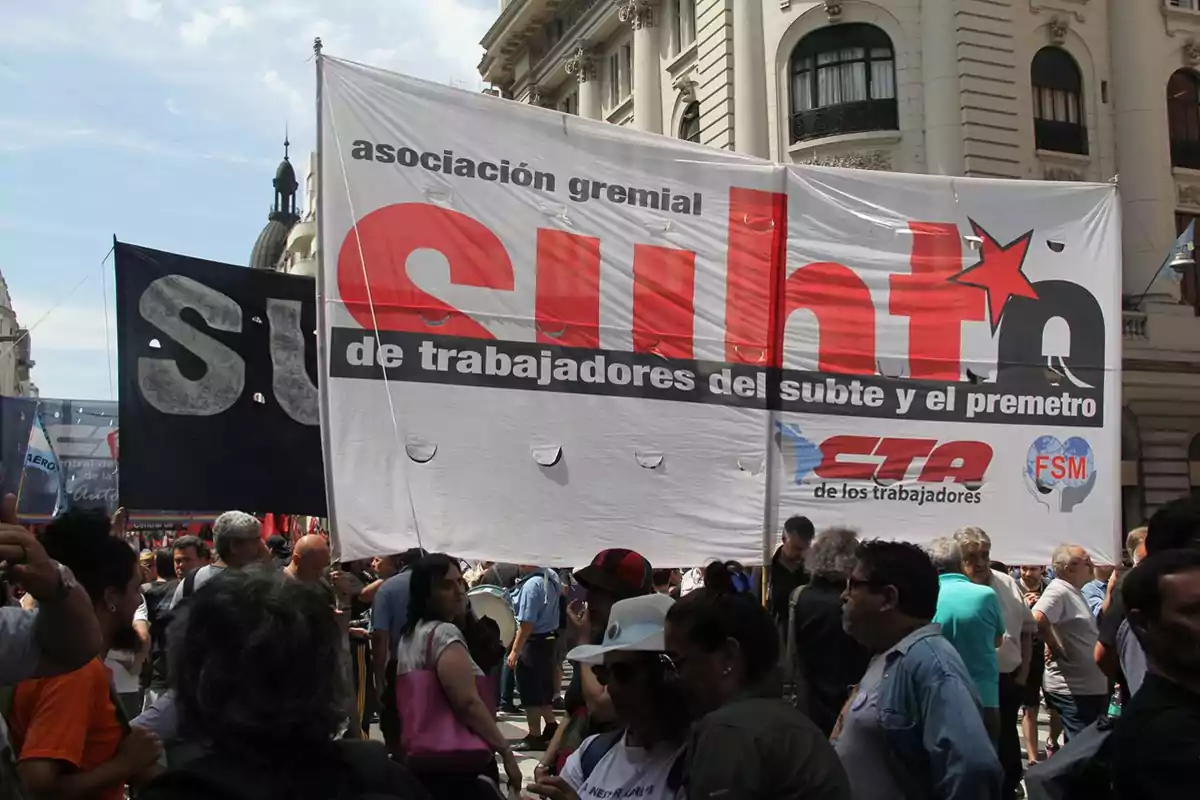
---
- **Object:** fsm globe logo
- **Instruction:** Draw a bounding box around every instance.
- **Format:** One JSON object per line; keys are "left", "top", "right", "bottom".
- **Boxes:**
{"left": 1025, "top": 435, "right": 1095, "bottom": 512}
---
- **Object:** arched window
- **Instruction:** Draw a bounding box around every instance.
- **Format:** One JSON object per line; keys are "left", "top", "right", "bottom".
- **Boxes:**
{"left": 1031, "top": 47, "right": 1087, "bottom": 155}
{"left": 1169, "top": 69, "right": 1200, "bottom": 169}
{"left": 680, "top": 101, "right": 700, "bottom": 143}
{"left": 789, "top": 24, "right": 897, "bottom": 144}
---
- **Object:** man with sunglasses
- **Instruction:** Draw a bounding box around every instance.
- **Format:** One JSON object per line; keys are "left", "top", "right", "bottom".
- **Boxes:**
{"left": 835, "top": 540, "right": 1002, "bottom": 800}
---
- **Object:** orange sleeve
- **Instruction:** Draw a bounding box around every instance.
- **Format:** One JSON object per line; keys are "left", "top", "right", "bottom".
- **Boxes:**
{"left": 16, "top": 666, "right": 99, "bottom": 767}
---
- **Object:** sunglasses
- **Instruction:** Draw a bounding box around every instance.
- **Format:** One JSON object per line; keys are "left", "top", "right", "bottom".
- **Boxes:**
{"left": 591, "top": 654, "right": 677, "bottom": 686}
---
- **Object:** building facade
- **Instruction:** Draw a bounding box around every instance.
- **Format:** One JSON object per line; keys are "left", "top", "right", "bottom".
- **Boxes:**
{"left": 478, "top": 0, "right": 1200, "bottom": 529}
{"left": 0, "top": 274, "right": 35, "bottom": 397}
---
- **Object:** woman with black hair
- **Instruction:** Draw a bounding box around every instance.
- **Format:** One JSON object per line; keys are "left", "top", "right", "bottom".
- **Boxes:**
{"left": 664, "top": 579, "right": 850, "bottom": 800}
{"left": 7, "top": 508, "right": 164, "bottom": 800}
{"left": 394, "top": 553, "right": 521, "bottom": 799}
{"left": 136, "top": 569, "right": 426, "bottom": 799}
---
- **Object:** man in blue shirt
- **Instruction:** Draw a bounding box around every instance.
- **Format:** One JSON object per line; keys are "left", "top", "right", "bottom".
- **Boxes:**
{"left": 836, "top": 539, "right": 1002, "bottom": 800}
{"left": 508, "top": 565, "right": 563, "bottom": 750}
{"left": 927, "top": 537, "right": 1006, "bottom": 745}
{"left": 369, "top": 547, "right": 425, "bottom": 754}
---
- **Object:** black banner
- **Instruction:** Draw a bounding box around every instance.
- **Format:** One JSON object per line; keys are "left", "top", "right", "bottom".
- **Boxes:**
{"left": 114, "top": 241, "right": 326, "bottom": 515}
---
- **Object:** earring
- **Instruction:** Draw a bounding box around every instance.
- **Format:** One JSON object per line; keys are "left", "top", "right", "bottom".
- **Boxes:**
{"left": 108, "top": 604, "right": 116, "bottom": 613}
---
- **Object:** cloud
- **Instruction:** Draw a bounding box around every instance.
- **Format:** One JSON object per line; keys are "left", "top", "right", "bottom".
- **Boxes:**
{"left": 179, "top": 4, "right": 251, "bottom": 48}
{"left": 164, "top": 98, "right": 182, "bottom": 116}
{"left": 262, "top": 69, "right": 307, "bottom": 121}
{"left": 125, "top": 0, "right": 163, "bottom": 23}
{"left": 0, "top": 116, "right": 269, "bottom": 166}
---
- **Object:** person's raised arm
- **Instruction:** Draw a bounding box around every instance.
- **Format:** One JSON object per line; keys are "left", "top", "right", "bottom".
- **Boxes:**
{"left": 0, "top": 517, "right": 102, "bottom": 679}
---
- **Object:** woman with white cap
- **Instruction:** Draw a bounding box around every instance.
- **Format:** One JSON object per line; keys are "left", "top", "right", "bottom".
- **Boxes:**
{"left": 526, "top": 593, "right": 689, "bottom": 800}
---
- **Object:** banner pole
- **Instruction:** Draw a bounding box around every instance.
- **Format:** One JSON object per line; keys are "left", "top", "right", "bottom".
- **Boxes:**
{"left": 312, "top": 37, "right": 342, "bottom": 560}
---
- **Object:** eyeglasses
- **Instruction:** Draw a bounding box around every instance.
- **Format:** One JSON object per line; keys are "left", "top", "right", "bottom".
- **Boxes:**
{"left": 845, "top": 576, "right": 886, "bottom": 593}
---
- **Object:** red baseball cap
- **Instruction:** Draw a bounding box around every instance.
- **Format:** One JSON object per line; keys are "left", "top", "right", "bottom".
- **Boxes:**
{"left": 573, "top": 549, "right": 654, "bottom": 597}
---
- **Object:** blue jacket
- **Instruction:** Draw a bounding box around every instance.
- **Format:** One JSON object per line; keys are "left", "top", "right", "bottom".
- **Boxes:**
{"left": 874, "top": 624, "right": 1003, "bottom": 800}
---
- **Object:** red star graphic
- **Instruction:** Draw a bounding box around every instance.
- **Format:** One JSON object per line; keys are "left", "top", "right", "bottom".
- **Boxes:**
{"left": 950, "top": 220, "right": 1038, "bottom": 332}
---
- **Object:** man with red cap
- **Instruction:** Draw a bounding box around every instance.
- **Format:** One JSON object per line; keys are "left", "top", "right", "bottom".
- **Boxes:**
{"left": 535, "top": 549, "right": 654, "bottom": 778}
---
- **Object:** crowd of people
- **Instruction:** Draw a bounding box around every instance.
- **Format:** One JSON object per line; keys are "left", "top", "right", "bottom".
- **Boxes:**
{"left": 0, "top": 495, "right": 1198, "bottom": 799}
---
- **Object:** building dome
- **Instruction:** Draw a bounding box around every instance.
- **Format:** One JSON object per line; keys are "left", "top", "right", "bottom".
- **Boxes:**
{"left": 249, "top": 219, "right": 293, "bottom": 271}
{"left": 250, "top": 136, "right": 301, "bottom": 271}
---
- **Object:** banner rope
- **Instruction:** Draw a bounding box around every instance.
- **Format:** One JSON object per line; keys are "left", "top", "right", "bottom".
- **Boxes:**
{"left": 325, "top": 70, "right": 425, "bottom": 552}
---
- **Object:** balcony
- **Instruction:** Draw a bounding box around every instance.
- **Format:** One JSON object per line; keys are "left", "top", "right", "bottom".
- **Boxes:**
{"left": 791, "top": 99, "right": 898, "bottom": 144}
{"left": 1034, "top": 119, "right": 1088, "bottom": 156}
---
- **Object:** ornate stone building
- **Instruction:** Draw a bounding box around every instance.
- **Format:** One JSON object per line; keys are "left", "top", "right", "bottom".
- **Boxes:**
{"left": 0, "top": 274, "right": 35, "bottom": 397}
{"left": 479, "top": 0, "right": 1200, "bottom": 528}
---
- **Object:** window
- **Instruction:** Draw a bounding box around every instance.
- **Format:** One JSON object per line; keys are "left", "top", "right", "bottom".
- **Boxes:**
{"left": 1031, "top": 47, "right": 1087, "bottom": 155}
{"left": 1176, "top": 212, "right": 1200, "bottom": 310}
{"left": 789, "top": 24, "right": 897, "bottom": 143}
{"left": 607, "top": 42, "right": 633, "bottom": 110}
{"left": 680, "top": 101, "right": 700, "bottom": 142}
{"left": 1169, "top": 69, "right": 1200, "bottom": 169}
{"left": 674, "top": 0, "right": 697, "bottom": 51}
{"left": 1170, "top": 1, "right": 1200, "bottom": 11}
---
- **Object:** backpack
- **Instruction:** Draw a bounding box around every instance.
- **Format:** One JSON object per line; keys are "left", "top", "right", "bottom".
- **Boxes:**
{"left": 137, "top": 740, "right": 429, "bottom": 800}
{"left": 142, "top": 579, "right": 180, "bottom": 689}
{"left": 577, "top": 729, "right": 685, "bottom": 791}
{"left": 784, "top": 585, "right": 808, "bottom": 708}
{"left": 1025, "top": 715, "right": 1117, "bottom": 800}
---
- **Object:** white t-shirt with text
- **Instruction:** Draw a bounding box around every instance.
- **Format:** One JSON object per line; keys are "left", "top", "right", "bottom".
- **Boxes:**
{"left": 561, "top": 731, "right": 684, "bottom": 800}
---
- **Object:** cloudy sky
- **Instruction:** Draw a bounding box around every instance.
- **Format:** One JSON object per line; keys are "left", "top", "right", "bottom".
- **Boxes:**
{"left": 0, "top": 0, "right": 498, "bottom": 400}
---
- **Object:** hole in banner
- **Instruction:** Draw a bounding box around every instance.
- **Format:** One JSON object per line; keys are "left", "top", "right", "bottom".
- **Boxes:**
{"left": 733, "top": 345, "right": 767, "bottom": 364}
{"left": 635, "top": 451, "right": 664, "bottom": 469}
{"left": 252, "top": 392, "right": 266, "bottom": 404}
{"left": 537, "top": 323, "right": 567, "bottom": 339}
{"left": 420, "top": 312, "right": 450, "bottom": 327}
{"left": 149, "top": 339, "right": 162, "bottom": 349}
{"left": 531, "top": 445, "right": 563, "bottom": 467}
{"left": 1047, "top": 240, "right": 1065, "bottom": 253}
{"left": 405, "top": 439, "right": 438, "bottom": 463}
{"left": 737, "top": 455, "right": 765, "bottom": 475}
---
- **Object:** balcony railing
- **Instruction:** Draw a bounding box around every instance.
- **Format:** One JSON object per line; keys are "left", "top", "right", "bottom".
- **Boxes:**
{"left": 791, "top": 99, "right": 899, "bottom": 144}
{"left": 1035, "top": 119, "right": 1089, "bottom": 156}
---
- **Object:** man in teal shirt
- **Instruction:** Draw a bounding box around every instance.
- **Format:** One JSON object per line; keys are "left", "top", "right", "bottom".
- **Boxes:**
{"left": 928, "top": 536, "right": 1005, "bottom": 744}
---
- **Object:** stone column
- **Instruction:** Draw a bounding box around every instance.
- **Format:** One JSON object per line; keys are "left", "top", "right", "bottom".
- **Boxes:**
{"left": 921, "top": 0, "right": 963, "bottom": 175}
{"left": 565, "top": 46, "right": 603, "bottom": 120}
{"left": 620, "top": 0, "right": 663, "bottom": 134}
{"left": 1111, "top": 0, "right": 1178, "bottom": 297}
{"left": 731, "top": 0, "right": 769, "bottom": 157}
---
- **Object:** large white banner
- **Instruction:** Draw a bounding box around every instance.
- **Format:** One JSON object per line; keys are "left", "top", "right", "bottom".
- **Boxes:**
{"left": 318, "top": 57, "right": 1120, "bottom": 567}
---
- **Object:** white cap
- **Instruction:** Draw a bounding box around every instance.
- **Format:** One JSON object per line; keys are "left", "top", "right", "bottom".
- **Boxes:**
{"left": 566, "top": 593, "right": 674, "bottom": 665}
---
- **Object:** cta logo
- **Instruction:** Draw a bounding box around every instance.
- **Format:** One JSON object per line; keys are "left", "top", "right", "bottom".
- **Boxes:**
{"left": 777, "top": 423, "right": 992, "bottom": 487}
{"left": 1025, "top": 435, "right": 1095, "bottom": 512}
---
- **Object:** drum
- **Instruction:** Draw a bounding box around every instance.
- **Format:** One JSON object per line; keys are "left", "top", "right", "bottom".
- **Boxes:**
{"left": 468, "top": 586, "right": 516, "bottom": 648}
